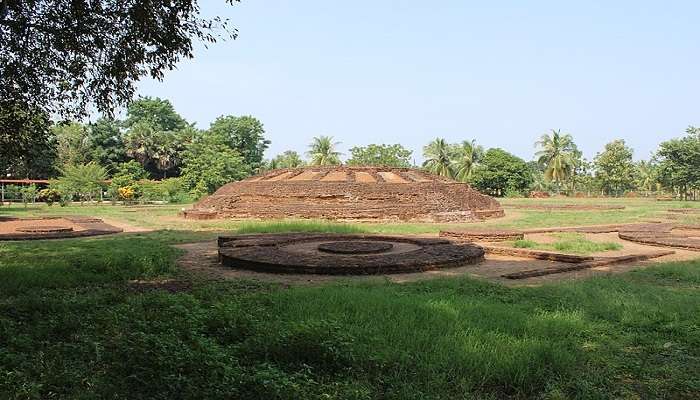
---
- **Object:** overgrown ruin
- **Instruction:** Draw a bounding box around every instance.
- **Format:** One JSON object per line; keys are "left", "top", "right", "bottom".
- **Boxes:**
{"left": 184, "top": 167, "right": 504, "bottom": 222}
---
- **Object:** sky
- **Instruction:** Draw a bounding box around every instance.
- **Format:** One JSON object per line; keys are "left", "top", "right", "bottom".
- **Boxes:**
{"left": 137, "top": 0, "right": 700, "bottom": 163}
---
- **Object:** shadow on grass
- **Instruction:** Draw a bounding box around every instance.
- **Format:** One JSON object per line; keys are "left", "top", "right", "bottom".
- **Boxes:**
{"left": 1, "top": 229, "right": 699, "bottom": 399}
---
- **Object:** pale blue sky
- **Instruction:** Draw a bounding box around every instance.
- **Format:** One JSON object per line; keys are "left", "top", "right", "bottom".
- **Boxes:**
{"left": 137, "top": 0, "right": 699, "bottom": 163}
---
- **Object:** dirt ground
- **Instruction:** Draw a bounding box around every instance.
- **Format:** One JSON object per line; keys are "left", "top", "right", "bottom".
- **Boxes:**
{"left": 0, "top": 218, "right": 88, "bottom": 234}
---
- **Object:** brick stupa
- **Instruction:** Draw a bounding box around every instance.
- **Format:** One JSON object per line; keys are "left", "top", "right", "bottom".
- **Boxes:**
{"left": 183, "top": 166, "right": 504, "bottom": 222}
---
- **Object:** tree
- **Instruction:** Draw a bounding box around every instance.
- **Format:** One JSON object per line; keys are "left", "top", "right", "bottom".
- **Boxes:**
{"left": 635, "top": 160, "right": 659, "bottom": 195}
{"left": 86, "top": 118, "right": 127, "bottom": 173}
{"left": 452, "top": 140, "right": 483, "bottom": 182}
{"left": 535, "top": 129, "right": 577, "bottom": 191}
{"left": 0, "top": 0, "right": 238, "bottom": 122}
{"left": 422, "top": 138, "right": 454, "bottom": 178}
{"left": 52, "top": 122, "right": 91, "bottom": 166}
{"left": 208, "top": 115, "right": 270, "bottom": 170}
{"left": 470, "top": 148, "right": 533, "bottom": 197}
{"left": 655, "top": 127, "right": 700, "bottom": 200}
{"left": 346, "top": 144, "right": 412, "bottom": 167}
{"left": 108, "top": 160, "right": 149, "bottom": 201}
{"left": 180, "top": 134, "right": 251, "bottom": 198}
{"left": 266, "top": 151, "right": 306, "bottom": 170}
{"left": 50, "top": 162, "right": 107, "bottom": 203}
{"left": 0, "top": 103, "right": 57, "bottom": 178}
{"left": 123, "top": 97, "right": 188, "bottom": 132}
{"left": 593, "top": 139, "right": 636, "bottom": 196}
{"left": 122, "top": 97, "right": 191, "bottom": 178}
{"left": 307, "top": 136, "right": 342, "bottom": 166}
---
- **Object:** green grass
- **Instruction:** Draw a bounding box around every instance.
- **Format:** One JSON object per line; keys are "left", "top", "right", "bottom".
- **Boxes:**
{"left": 512, "top": 233, "right": 623, "bottom": 255}
{"left": 2, "top": 196, "right": 698, "bottom": 234}
{"left": 1, "top": 231, "right": 699, "bottom": 399}
{"left": 1, "top": 198, "right": 699, "bottom": 398}
{"left": 235, "top": 220, "right": 368, "bottom": 234}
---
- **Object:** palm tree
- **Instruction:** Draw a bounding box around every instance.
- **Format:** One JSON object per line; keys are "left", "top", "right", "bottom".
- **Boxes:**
{"left": 307, "top": 136, "right": 342, "bottom": 166}
{"left": 422, "top": 138, "right": 454, "bottom": 178}
{"left": 453, "top": 139, "right": 483, "bottom": 182}
{"left": 535, "top": 129, "right": 577, "bottom": 192}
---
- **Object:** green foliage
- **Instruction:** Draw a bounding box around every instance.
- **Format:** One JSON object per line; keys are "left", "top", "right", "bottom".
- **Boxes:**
{"left": 346, "top": 144, "right": 413, "bottom": 167}
{"left": 535, "top": 129, "right": 578, "bottom": 188}
{"left": 51, "top": 162, "right": 107, "bottom": 202}
{"left": 18, "top": 184, "right": 38, "bottom": 207}
{"left": 635, "top": 160, "right": 660, "bottom": 194}
{"left": 52, "top": 121, "right": 91, "bottom": 166}
{"left": 235, "top": 220, "right": 368, "bottom": 234}
{"left": 123, "top": 97, "right": 188, "bottom": 132}
{"left": 180, "top": 134, "right": 251, "bottom": 198}
{"left": 140, "top": 178, "right": 192, "bottom": 203}
{"left": 307, "top": 136, "right": 342, "bottom": 166}
{"left": 108, "top": 161, "right": 149, "bottom": 200}
{"left": 470, "top": 148, "right": 533, "bottom": 196}
{"left": 422, "top": 138, "right": 454, "bottom": 178}
{"left": 208, "top": 115, "right": 270, "bottom": 170}
{"left": 1, "top": 232, "right": 699, "bottom": 399}
{"left": 122, "top": 97, "right": 192, "bottom": 178}
{"left": 513, "top": 233, "right": 622, "bottom": 254}
{"left": 452, "top": 140, "right": 484, "bottom": 182}
{"left": 87, "top": 118, "right": 127, "bottom": 173}
{"left": 36, "top": 188, "right": 62, "bottom": 206}
{"left": 0, "top": 102, "right": 57, "bottom": 179}
{"left": 655, "top": 127, "right": 700, "bottom": 200}
{"left": 265, "top": 150, "right": 306, "bottom": 170}
{"left": 594, "top": 140, "right": 636, "bottom": 196}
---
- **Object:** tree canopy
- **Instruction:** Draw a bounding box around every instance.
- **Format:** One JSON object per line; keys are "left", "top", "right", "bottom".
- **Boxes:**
{"left": 346, "top": 144, "right": 412, "bottom": 168}
{"left": 0, "top": 0, "right": 238, "bottom": 120}
{"left": 594, "top": 140, "right": 636, "bottom": 196}
{"left": 208, "top": 115, "right": 270, "bottom": 170}
{"left": 655, "top": 127, "right": 700, "bottom": 200}
{"left": 470, "top": 148, "right": 533, "bottom": 196}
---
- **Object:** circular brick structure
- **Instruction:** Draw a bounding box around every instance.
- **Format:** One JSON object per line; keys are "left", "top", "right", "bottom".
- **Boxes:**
{"left": 317, "top": 241, "right": 394, "bottom": 254}
{"left": 217, "top": 233, "right": 485, "bottom": 274}
{"left": 16, "top": 225, "right": 74, "bottom": 233}
{"left": 440, "top": 229, "right": 524, "bottom": 242}
{"left": 0, "top": 216, "right": 123, "bottom": 240}
{"left": 184, "top": 167, "right": 503, "bottom": 222}
{"left": 618, "top": 226, "right": 700, "bottom": 251}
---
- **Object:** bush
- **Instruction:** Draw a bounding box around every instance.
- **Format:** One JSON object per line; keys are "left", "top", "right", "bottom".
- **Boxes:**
{"left": 36, "top": 188, "right": 62, "bottom": 206}
{"left": 19, "top": 184, "right": 38, "bottom": 207}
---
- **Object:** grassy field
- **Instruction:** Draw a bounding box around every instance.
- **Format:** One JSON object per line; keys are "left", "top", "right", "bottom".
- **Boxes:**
{"left": 512, "top": 233, "right": 623, "bottom": 255}
{"left": 2, "top": 196, "right": 699, "bottom": 234}
{"left": 1, "top": 199, "right": 699, "bottom": 399}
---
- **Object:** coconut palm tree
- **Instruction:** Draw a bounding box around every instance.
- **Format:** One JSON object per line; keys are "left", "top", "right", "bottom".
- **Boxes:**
{"left": 535, "top": 129, "right": 577, "bottom": 192}
{"left": 422, "top": 138, "right": 454, "bottom": 178}
{"left": 307, "top": 136, "right": 342, "bottom": 166}
{"left": 453, "top": 139, "right": 483, "bottom": 182}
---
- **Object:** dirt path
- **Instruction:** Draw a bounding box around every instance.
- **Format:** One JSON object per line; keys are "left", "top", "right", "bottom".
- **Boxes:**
{"left": 101, "top": 218, "right": 153, "bottom": 233}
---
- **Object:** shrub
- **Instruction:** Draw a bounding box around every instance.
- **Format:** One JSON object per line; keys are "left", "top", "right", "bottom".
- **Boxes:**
{"left": 36, "top": 188, "right": 62, "bottom": 206}
{"left": 19, "top": 184, "right": 38, "bottom": 207}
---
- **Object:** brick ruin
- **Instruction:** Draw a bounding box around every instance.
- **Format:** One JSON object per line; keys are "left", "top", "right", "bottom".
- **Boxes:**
{"left": 184, "top": 167, "right": 504, "bottom": 222}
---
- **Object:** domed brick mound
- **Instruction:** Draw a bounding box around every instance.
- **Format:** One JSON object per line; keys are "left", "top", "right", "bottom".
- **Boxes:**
{"left": 217, "top": 233, "right": 485, "bottom": 275}
{"left": 185, "top": 167, "right": 503, "bottom": 222}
